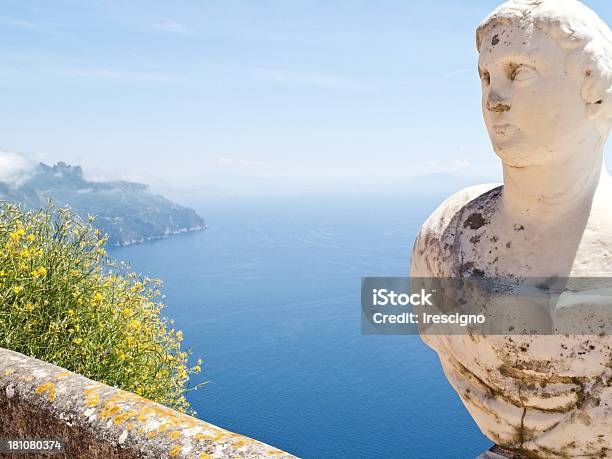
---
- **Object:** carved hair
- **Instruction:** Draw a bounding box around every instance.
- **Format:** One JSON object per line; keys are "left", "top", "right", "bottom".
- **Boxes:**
{"left": 477, "top": 0, "right": 612, "bottom": 113}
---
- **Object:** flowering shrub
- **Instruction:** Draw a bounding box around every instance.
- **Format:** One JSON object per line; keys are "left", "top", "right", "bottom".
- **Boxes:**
{"left": 0, "top": 201, "right": 202, "bottom": 414}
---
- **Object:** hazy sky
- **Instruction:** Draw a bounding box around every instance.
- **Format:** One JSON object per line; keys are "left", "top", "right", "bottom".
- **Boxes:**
{"left": 2, "top": 0, "right": 612, "bottom": 198}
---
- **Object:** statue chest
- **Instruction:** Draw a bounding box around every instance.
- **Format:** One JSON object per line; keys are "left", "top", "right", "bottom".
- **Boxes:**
{"left": 448, "top": 214, "right": 612, "bottom": 277}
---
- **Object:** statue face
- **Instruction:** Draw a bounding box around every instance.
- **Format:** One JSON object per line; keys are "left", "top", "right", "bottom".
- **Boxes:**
{"left": 478, "top": 24, "right": 594, "bottom": 167}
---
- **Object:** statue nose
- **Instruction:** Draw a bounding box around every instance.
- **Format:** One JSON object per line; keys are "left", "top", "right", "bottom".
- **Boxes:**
{"left": 487, "top": 91, "right": 511, "bottom": 112}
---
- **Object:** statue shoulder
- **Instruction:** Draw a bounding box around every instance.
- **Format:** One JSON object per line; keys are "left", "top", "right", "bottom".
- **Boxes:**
{"left": 410, "top": 183, "right": 502, "bottom": 277}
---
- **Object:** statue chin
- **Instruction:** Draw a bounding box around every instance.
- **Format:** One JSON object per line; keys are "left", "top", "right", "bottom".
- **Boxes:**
{"left": 491, "top": 144, "right": 535, "bottom": 168}
{"left": 490, "top": 138, "right": 558, "bottom": 169}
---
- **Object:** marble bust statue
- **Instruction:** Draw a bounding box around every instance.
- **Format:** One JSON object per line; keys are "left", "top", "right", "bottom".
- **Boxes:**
{"left": 410, "top": 0, "right": 612, "bottom": 456}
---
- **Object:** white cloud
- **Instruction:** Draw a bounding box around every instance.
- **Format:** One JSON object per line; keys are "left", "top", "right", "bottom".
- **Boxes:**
{"left": 216, "top": 157, "right": 264, "bottom": 168}
{"left": 454, "top": 159, "right": 471, "bottom": 169}
{"left": 153, "top": 21, "right": 196, "bottom": 37}
{"left": 50, "top": 67, "right": 179, "bottom": 83}
{"left": 1, "top": 20, "right": 38, "bottom": 29}
{"left": 1, "top": 54, "right": 180, "bottom": 84}
{"left": 251, "top": 69, "right": 360, "bottom": 90}
{"left": 238, "top": 159, "right": 264, "bottom": 167}
{"left": 0, "top": 151, "right": 34, "bottom": 186}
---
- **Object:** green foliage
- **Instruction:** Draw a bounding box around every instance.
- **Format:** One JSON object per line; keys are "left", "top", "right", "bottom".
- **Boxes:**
{"left": 0, "top": 201, "right": 203, "bottom": 414}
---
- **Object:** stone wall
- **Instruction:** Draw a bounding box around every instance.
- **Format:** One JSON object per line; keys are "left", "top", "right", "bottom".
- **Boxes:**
{"left": 0, "top": 348, "right": 297, "bottom": 458}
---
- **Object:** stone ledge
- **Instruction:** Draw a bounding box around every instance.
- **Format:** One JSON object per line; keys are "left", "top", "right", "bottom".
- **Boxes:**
{"left": 0, "top": 348, "right": 297, "bottom": 458}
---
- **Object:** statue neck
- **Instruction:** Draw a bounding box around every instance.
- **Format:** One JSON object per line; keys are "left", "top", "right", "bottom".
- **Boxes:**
{"left": 501, "top": 137, "right": 610, "bottom": 226}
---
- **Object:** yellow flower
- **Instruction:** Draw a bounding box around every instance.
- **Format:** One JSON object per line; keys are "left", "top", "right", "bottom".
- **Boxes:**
{"left": 12, "top": 286, "right": 23, "bottom": 295}
{"left": 92, "top": 292, "right": 103, "bottom": 303}
{"left": 10, "top": 228, "right": 25, "bottom": 242}
{"left": 67, "top": 309, "right": 75, "bottom": 316}
{"left": 31, "top": 267, "right": 47, "bottom": 278}
{"left": 73, "top": 338, "right": 83, "bottom": 345}
{"left": 26, "top": 234, "right": 35, "bottom": 242}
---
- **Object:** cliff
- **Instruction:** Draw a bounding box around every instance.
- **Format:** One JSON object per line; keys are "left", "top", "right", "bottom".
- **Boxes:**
{"left": 0, "top": 161, "right": 205, "bottom": 246}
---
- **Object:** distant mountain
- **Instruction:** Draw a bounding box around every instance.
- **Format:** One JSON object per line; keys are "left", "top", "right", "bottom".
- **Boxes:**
{"left": 0, "top": 161, "right": 205, "bottom": 246}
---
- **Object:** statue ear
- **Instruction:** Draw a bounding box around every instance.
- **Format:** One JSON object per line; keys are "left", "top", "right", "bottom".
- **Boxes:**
{"left": 586, "top": 99, "right": 605, "bottom": 120}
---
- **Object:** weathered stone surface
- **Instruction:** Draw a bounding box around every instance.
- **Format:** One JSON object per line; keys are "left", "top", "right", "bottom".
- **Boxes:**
{"left": 0, "top": 348, "right": 297, "bottom": 458}
{"left": 411, "top": 0, "right": 612, "bottom": 457}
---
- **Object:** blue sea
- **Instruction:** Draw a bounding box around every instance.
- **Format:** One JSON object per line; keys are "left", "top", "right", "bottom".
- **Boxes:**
{"left": 109, "top": 193, "right": 492, "bottom": 459}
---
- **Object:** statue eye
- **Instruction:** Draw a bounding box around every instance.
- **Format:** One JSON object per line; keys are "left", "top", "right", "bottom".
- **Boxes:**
{"left": 479, "top": 68, "right": 490, "bottom": 85}
{"left": 510, "top": 64, "right": 536, "bottom": 82}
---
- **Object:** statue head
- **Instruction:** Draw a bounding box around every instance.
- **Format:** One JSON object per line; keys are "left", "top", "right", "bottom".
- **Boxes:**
{"left": 476, "top": 0, "right": 612, "bottom": 168}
